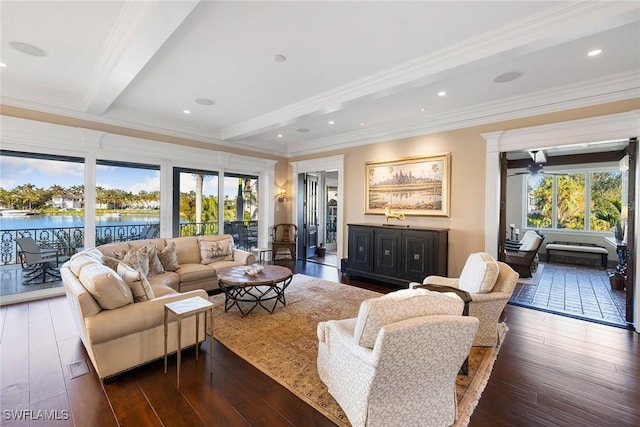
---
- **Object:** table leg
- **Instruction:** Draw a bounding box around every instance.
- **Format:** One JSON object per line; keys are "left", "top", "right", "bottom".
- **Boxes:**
{"left": 164, "top": 307, "right": 168, "bottom": 374}
{"left": 195, "top": 311, "right": 199, "bottom": 362}
{"left": 176, "top": 316, "right": 182, "bottom": 387}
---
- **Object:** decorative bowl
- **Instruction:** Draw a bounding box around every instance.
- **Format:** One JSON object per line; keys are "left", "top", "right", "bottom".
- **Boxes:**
{"left": 244, "top": 268, "right": 258, "bottom": 276}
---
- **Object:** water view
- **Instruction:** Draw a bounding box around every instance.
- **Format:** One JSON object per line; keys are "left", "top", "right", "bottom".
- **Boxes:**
{"left": 0, "top": 213, "right": 159, "bottom": 230}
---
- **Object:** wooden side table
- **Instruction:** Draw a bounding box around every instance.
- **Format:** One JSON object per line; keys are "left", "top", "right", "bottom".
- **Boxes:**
{"left": 164, "top": 296, "right": 214, "bottom": 387}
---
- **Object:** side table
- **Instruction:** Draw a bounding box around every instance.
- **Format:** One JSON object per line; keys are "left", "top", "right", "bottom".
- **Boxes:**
{"left": 164, "top": 296, "right": 214, "bottom": 387}
{"left": 251, "top": 247, "right": 272, "bottom": 264}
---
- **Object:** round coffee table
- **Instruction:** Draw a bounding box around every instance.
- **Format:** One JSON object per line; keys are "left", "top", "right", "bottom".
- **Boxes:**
{"left": 217, "top": 265, "right": 293, "bottom": 315}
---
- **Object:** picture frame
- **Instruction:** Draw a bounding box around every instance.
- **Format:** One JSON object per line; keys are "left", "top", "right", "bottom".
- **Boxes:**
{"left": 365, "top": 153, "right": 450, "bottom": 217}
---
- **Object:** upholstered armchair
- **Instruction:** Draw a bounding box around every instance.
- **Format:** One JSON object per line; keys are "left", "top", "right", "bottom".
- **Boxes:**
{"left": 411, "top": 252, "right": 518, "bottom": 347}
{"left": 317, "top": 289, "right": 479, "bottom": 427}
{"left": 504, "top": 230, "right": 545, "bottom": 278}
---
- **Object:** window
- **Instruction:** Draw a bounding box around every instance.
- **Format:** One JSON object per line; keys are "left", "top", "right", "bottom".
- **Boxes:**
{"left": 526, "top": 168, "right": 622, "bottom": 232}
{"left": 174, "top": 168, "right": 219, "bottom": 236}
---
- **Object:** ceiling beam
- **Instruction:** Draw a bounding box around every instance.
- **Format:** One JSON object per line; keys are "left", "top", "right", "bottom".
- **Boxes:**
{"left": 507, "top": 149, "right": 627, "bottom": 169}
{"left": 82, "top": 0, "right": 200, "bottom": 115}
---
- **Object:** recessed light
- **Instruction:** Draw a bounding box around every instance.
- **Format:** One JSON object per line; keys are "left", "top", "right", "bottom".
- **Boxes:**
{"left": 0, "top": 62, "right": 6, "bottom": 68}
{"left": 587, "top": 49, "right": 603, "bottom": 57}
{"left": 195, "top": 98, "right": 215, "bottom": 105}
{"left": 9, "top": 41, "right": 47, "bottom": 57}
{"left": 420, "top": 108, "right": 425, "bottom": 112}
{"left": 437, "top": 91, "right": 447, "bottom": 97}
{"left": 493, "top": 71, "right": 522, "bottom": 83}
{"left": 183, "top": 110, "right": 191, "bottom": 114}
{"left": 328, "top": 120, "right": 335, "bottom": 125}
{"left": 359, "top": 122, "right": 365, "bottom": 126}
{"left": 277, "top": 134, "right": 283, "bottom": 138}
{"left": 274, "top": 54, "right": 287, "bottom": 63}
{"left": 296, "top": 128, "right": 310, "bottom": 133}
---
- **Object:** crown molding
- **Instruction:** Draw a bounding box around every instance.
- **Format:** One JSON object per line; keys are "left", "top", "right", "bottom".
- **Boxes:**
{"left": 220, "top": 2, "right": 640, "bottom": 141}
{"left": 284, "top": 70, "right": 640, "bottom": 157}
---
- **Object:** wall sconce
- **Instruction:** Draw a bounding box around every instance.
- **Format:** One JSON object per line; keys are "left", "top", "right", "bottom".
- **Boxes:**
{"left": 277, "top": 187, "right": 286, "bottom": 202}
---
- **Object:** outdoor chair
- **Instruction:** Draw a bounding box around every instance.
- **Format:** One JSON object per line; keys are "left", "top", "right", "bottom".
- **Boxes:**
{"left": 16, "top": 237, "right": 70, "bottom": 284}
{"left": 504, "top": 230, "right": 545, "bottom": 278}
{"left": 272, "top": 223, "right": 297, "bottom": 261}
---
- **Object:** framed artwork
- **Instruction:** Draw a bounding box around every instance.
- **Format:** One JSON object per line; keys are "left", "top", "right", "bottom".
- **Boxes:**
{"left": 365, "top": 153, "right": 450, "bottom": 217}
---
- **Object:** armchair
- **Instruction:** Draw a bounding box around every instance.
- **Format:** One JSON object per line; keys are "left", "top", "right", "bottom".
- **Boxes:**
{"left": 317, "top": 289, "right": 478, "bottom": 427}
{"left": 411, "top": 252, "right": 518, "bottom": 346}
{"left": 504, "top": 230, "right": 545, "bottom": 278}
{"left": 271, "top": 223, "right": 297, "bottom": 261}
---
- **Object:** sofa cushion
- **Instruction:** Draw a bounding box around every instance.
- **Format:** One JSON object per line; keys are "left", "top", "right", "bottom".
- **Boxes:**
{"left": 103, "top": 255, "right": 120, "bottom": 272}
{"left": 175, "top": 263, "right": 216, "bottom": 283}
{"left": 158, "top": 242, "right": 179, "bottom": 271}
{"left": 199, "top": 238, "right": 233, "bottom": 264}
{"left": 459, "top": 252, "right": 499, "bottom": 294}
{"left": 166, "top": 236, "right": 201, "bottom": 265}
{"left": 68, "top": 255, "right": 101, "bottom": 277}
{"left": 97, "top": 241, "right": 131, "bottom": 258}
{"left": 129, "top": 238, "right": 166, "bottom": 251}
{"left": 353, "top": 288, "right": 464, "bottom": 348}
{"left": 78, "top": 263, "right": 133, "bottom": 310}
{"left": 147, "top": 271, "right": 180, "bottom": 292}
{"left": 116, "top": 263, "right": 155, "bottom": 303}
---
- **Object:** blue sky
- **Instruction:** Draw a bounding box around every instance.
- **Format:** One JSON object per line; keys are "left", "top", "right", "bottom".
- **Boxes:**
{"left": 0, "top": 156, "right": 245, "bottom": 197}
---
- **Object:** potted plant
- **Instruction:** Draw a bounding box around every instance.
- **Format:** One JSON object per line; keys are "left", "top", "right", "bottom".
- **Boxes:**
{"left": 316, "top": 243, "right": 326, "bottom": 257}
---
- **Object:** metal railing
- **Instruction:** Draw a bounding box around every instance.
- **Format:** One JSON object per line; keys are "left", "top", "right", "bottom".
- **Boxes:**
{"left": 1, "top": 222, "right": 222, "bottom": 265}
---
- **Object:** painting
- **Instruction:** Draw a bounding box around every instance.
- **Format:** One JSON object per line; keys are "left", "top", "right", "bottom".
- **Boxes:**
{"left": 365, "top": 153, "right": 450, "bottom": 217}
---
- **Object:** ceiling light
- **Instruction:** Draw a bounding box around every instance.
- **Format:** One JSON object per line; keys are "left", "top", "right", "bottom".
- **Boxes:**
{"left": 0, "top": 63, "right": 6, "bottom": 68}
{"left": 420, "top": 108, "right": 425, "bottom": 112}
{"left": 183, "top": 110, "right": 191, "bottom": 114}
{"left": 587, "top": 49, "right": 602, "bottom": 57}
{"left": 277, "top": 134, "right": 283, "bottom": 138}
{"left": 296, "top": 128, "right": 310, "bottom": 133}
{"left": 328, "top": 120, "right": 335, "bottom": 125}
{"left": 9, "top": 41, "right": 47, "bottom": 57}
{"left": 195, "top": 98, "right": 215, "bottom": 105}
{"left": 437, "top": 91, "right": 447, "bottom": 97}
{"left": 493, "top": 71, "right": 522, "bottom": 83}
{"left": 274, "top": 54, "right": 287, "bottom": 63}
{"left": 359, "top": 122, "right": 365, "bottom": 126}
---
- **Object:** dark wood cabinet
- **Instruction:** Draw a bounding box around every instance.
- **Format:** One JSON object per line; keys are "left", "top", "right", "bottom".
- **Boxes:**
{"left": 346, "top": 224, "right": 448, "bottom": 287}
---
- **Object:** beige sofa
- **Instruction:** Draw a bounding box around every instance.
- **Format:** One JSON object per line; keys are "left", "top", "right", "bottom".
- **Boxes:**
{"left": 61, "top": 234, "right": 255, "bottom": 379}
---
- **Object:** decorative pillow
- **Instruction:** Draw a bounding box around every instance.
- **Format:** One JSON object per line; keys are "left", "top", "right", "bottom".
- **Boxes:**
{"left": 353, "top": 288, "right": 464, "bottom": 348}
{"left": 78, "top": 263, "right": 133, "bottom": 309}
{"left": 158, "top": 242, "right": 179, "bottom": 271}
{"left": 458, "top": 252, "right": 499, "bottom": 294}
{"left": 199, "top": 238, "right": 233, "bottom": 265}
{"left": 146, "top": 244, "right": 165, "bottom": 277}
{"left": 103, "top": 255, "right": 121, "bottom": 272}
{"left": 68, "top": 255, "right": 101, "bottom": 277}
{"left": 121, "top": 246, "right": 151, "bottom": 277}
{"left": 116, "top": 263, "right": 155, "bottom": 302}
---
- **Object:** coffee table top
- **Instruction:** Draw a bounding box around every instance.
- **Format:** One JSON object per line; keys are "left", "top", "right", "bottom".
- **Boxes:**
{"left": 217, "top": 265, "right": 292, "bottom": 287}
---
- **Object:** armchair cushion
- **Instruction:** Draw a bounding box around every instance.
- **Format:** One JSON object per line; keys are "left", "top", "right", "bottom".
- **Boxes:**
{"left": 459, "top": 252, "right": 499, "bottom": 294}
{"left": 353, "top": 288, "right": 464, "bottom": 348}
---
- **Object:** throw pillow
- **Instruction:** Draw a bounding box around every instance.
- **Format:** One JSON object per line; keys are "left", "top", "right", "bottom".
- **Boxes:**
{"left": 146, "top": 244, "right": 165, "bottom": 277}
{"left": 158, "top": 242, "right": 179, "bottom": 271}
{"left": 199, "top": 238, "right": 233, "bottom": 265}
{"left": 519, "top": 233, "right": 542, "bottom": 252}
{"left": 116, "top": 263, "right": 155, "bottom": 302}
{"left": 121, "top": 246, "right": 151, "bottom": 277}
{"left": 103, "top": 255, "right": 121, "bottom": 272}
{"left": 458, "top": 252, "right": 499, "bottom": 294}
{"left": 353, "top": 288, "right": 464, "bottom": 349}
{"left": 78, "top": 263, "right": 133, "bottom": 309}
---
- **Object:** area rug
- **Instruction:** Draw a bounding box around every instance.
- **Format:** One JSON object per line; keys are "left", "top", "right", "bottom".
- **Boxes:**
{"left": 209, "top": 274, "right": 506, "bottom": 426}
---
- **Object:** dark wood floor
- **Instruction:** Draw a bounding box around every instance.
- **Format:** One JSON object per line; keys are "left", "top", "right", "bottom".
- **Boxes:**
{"left": 0, "top": 261, "right": 638, "bottom": 426}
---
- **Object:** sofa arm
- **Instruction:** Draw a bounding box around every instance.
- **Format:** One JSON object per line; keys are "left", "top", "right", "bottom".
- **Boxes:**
{"left": 422, "top": 276, "right": 460, "bottom": 288}
{"left": 232, "top": 248, "right": 255, "bottom": 265}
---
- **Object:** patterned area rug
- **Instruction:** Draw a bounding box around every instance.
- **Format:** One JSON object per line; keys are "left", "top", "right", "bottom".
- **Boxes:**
{"left": 209, "top": 274, "right": 506, "bottom": 426}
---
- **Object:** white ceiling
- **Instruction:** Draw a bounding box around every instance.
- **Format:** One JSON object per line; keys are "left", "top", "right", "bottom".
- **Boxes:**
{"left": 1, "top": 1, "right": 639, "bottom": 158}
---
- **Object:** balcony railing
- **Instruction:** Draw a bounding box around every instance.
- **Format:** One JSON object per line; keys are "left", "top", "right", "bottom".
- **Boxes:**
{"left": 1, "top": 222, "right": 220, "bottom": 265}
